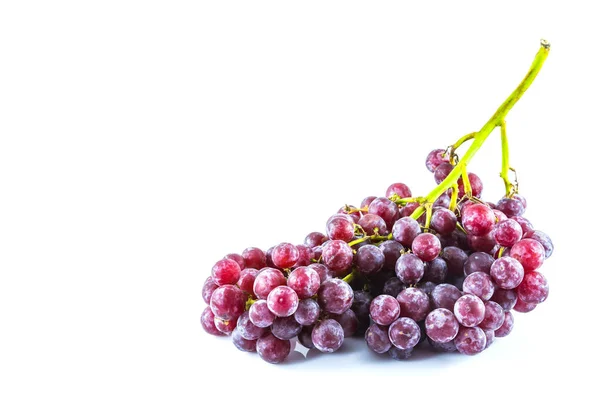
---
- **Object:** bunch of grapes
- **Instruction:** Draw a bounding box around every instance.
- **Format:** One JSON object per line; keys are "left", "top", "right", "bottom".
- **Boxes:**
{"left": 200, "top": 146, "right": 553, "bottom": 363}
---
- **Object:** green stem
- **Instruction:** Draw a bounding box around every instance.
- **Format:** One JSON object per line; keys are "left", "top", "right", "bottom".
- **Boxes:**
{"left": 500, "top": 120, "right": 512, "bottom": 196}
{"left": 461, "top": 165, "right": 472, "bottom": 197}
{"left": 449, "top": 184, "right": 459, "bottom": 211}
{"left": 411, "top": 41, "right": 550, "bottom": 220}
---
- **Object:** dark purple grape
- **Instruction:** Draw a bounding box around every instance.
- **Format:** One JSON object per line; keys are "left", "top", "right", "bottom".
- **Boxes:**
{"left": 461, "top": 204, "right": 495, "bottom": 236}
{"left": 232, "top": 327, "right": 257, "bottom": 352}
{"left": 298, "top": 326, "right": 315, "bottom": 349}
{"left": 388, "top": 346, "right": 414, "bottom": 360}
{"left": 379, "top": 240, "right": 404, "bottom": 270}
{"left": 321, "top": 240, "right": 354, "bottom": 274}
{"left": 237, "top": 311, "right": 265, "bottom": 340}
{"left": 256, "top": 333, "right": 291, "bottom": 364}
{"left": 464, "top": 252, "right": 494, "bottom": 275}
{"left": 210, "top": 284, "right": 246, "bottom": 320}
{"left": 294, "top": 298, "right": 320, "bottom": 326}
{"left": 389, "top": 317, "right": 421, "bottom": 350}
{"left": 202, "top": 277, "right": 218, "bottom": 304}
{"left": 352, "top": 290, "right": 373, "bottom": 332}
{"left": 357, "top": 213, "right": 388, "bottom": 236}
{"left": 517, "top": 272, "right": 549, "bottom": 304}
{"left": 365, "top": 324, "right": 392, "bottom": 353}
{"left": 455, "top": 326, "right": 486, "bottom": 355}
{"left": 428, "top": 337, "right": 457, "bottom": 352}
{"left": 369, "top": 197, "right": 400, "bottom": 229}
{"left": 211, "top": 259, "right": 241, "bottom": 286}
{"left": 332, "top": 309, "right": 359, "bottom": 337}
{"left": 370, "top": 294, "right": 401, "bottom": 326}
{"left": 386, "top": 182, "right": 412, "bottom": 199}
{"left": 397, "top": 288, "right": 430, "bottom": 321}
{"left": 425, "top": 149, "right": 448, "bottom": 172}
{"left": 271, "top": 242, "right": 300, "bottom": 268}
{"left": 201, "top": 307, "right": 224, "bottom": 336}
{"left": 440, "top": 246, "right": 469, "bottom": 276}
{"left": 454, "top": 294, "right": 485, "bottom": 327}
{"left": 495, "top": 311, "right": 514, "bottom": 337}
{"left": 248, "top": 299, "right": 276, "bottom": 328}
{"left": 412, "top": 233, "right": 442, "bottom": 262}
{"left": 463, "top": 272, "right": 495, "bottom": 300}
{"left": 395, "top": 253, "right": 425, "bottom": 285}
{"left": 253, "top": 268, "right": 286, "bottom": 300}
{"left": 434, "top": 162, "right": 453, "bottom": 184}
{"left": 305, "top": 232, "right": 328, "bottom": 248}
{"left": 490, "top": 257, "right": 525, "bottom": 289}
{"left": 431, "top": 208, "right": 457, "bottom": 235}
{"left": 424, "top": 257, "right": 447, "bottom": 283}
{"left": 237, "top": 268, "right": 259, "bottom": 296}
{"left": 496, "top": 197, "right": 525, "bottom": 217}
{"left": 392, "top": 217, "right": 421, "bottom": 247}
{"left": 312, "top": 319, "right": 344, "bottom": 353}
{"left": 478, "top": 301, "right": 505, "bottom": 330}
{"left": 425, "top": 308, "right": 460, "bottom": 343}
{"left": 490, "top": 288, "right": 518, "bottom": 311}
{"left": 493, "top": 219, "right": 523, "bottom": 247}
{"left": 514, "top": 298, "right": 537, "bottom": 313}
{"left": 419, "top": 281, "right": 437, "bottom": 297}
{"left": 318, "top": 278, "right": 354, "bottom": 314}
{"left": 356, "top": 245, "right": 385, "bottom": 275}
{"left": 287, "top": 266, "right": 320, "bottom": 299}
{"left": 510, "top": 239, "right": 545, "bottom": 271}
{"left": 523, "top": 230, "right": 554, "bottom": 258}
{"left": 272, "top": 316, "right": 302, "bottom": 340}
{"left": 431, "top": 283, "right": 462, "bottom": 310}
{"left": 242, "top": 247, "right": 266, "bottom": 269}
{"left": 382, "top": 277, "right": 405, "bottom": 298}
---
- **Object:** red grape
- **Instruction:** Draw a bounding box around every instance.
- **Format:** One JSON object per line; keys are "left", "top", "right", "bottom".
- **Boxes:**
{"left": 431, "top": 208, "right": 457, "bottom": 235}
{"left": 332, "top": 309, "right": 359, "bottom": 337}
{"left": 201, "top": 307, "right": 224, "bottom": 336}
{"left": 210, "top": 284, "right": 246, "bottom": 320}
{"left": 425, "top": 149, "right": 448, "bottom": 172}
{"left": 490, "top": 257, "right": 525, "bottom": 289}
{"left": 490, "top": 288, "right": 518, "bottom": 311}
{"left": 312, "top": 319, "right": 344, "bottom": 353}
{"left": 267, "top": 286, "right": 299, "bottom": 317}
{"left": 478, "top": 301, "right": 505, "bottom": 330}
{"left": 464, "top": 252, "right": 494, "bottom": 275}
{"left": 523, "top": 230, "right": 554, "bottom": 258}
{"left": 495, "top": 311, "right": 514, "bottom": 337}
{"left": 517, "top": 272, "right": 549, "bottom": 304}
{"left": 454, "top": 294, "right": 485, "bottom": 327}
{"left": 397, "top": 287, "right": 430, "bottom": 321}
{"left": 287, "top": 266, "right": 320, "bottom": 299}
{"left": 461, "top": 203, "right": 495, "bottom": 236}
{"left": 358, "top": 213, "right": 388, "bottom": 235}
{"left": 272, "top": 316, "right": 302, "bottom": 340}
{"left": 370, "top": 294, "right": 401, "bottom": 326}
{"left": 242, "top": 247, "right": 267, "bottom": 269}
{"left": 425, "top": 308, "right": 460, "bottom": 343}
{"left": 455, "top": 326, "right": 486, "bottom": 355}
{"left": 253, "top": 268, "right": 286, "bottom": 299}
{"left": 211, "top": 259, "right": 241, "bottom": 286}
{"left": 412, "top": 233, "right": 442, "bottom": 262}
{"left": 237, "top": 268, "right": 259, "bottom": 295}
{"left": 365, "top": 324, "right": 392, "bottom": 353}
{"left": 463, "top": 272, "right": 495, "bottom": 300}
{"left": 304, "top": 231, "right": 328, "bottom": 248}
{"left": 356, "top": 244, "right": 385, "bottom": 275}
{"left": 431, "top": 283, "right": 462, "bottom": 310}
{"left": 389, "top": 317, "right": 421, "bottom": 350}
{"left": 202, "top": 276, "right": 218, "bottom": 304}
{"left": 248, "top": 299, "right": 276, "bottom": 328}
{"left": 256, "top": 333, "right": 291, "bottom": 364}
{"left": 321, "top": 240, "right": 353, "bottom": 273}
{"left": 510, "top": 239, "right": 545, "bottom": 271}
{"left": 514, "top": 298, "right": 537, "bottom": 313}
{"left": 386, "top": 182, "right": 412, "bottom": 199}
{"left": 493, "top": 219, "right": 523, "bottom": 247}
{"left": 318, "top": 278, "right": 354, "bottom": 314}
{"left": 395, "top": 253, "right": 425, "bottom": 285}
{"left": 392, "top": 217, "right": 421, "bottom": 247}
{"left": 271, "top": 242, "right": 300, "bottom": 268}
{"left": 496, "top": 197, "right": 524, "bottom": 217}
{"left": 232, "top": 327, "right": 257, "bottom": 352}
{"left": 294, "top": 298, "right": 320, "bottom": 326}
{"left": 237, "top": 311, "right": 265, "bottom": 340}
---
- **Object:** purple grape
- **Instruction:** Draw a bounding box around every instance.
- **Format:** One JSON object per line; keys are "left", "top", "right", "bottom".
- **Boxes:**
{"left": 431, "top": 283, "right": 462, "bottom": 310}
{"left": 272, "top": 316, "right": 302, "bottom": 340}
{"left": 514, "top": 298, "right": 537, "bottom": 313}
{"left": 454, "top": 294, "right": 485, "bottom": 327}
{"left": 242, "top": 247, "right": 267, "bottom": 269}
{"left": 424, "top": 257, "right": 448, "bottom": 283}
{"left": 370, "top": 294, "right": 401, "bottom": 326}
{"left": 365, "top": 324, "right": 392, "bottom": 353}
{"left": 232, "top": 327, "right": 257, "bottom": 352}
{"left": 495, "top": 311, "right": 514, "bottom": 337}
{"left": 428, "top": 337, "right": 457, "bottom": 352}
{"left": 318, "top": 278, "right": 354, "bottom": 314}
{"left": 248, "top": 299, "right": 276, "bottom": 328}
{"left": 490, "top": 257, "right": 525, "bottom": 289}
{"left": 425, "top": 149, "right": 448, "bottom": 172}
{"left": 431, "top": 208, "right": 457, "bottom": 235}
{"left": 332, "top": 309, "right": 359, "bottom": 337}
{"left": 458, "top": 172, "right": 483, "bottom": 198}
{"left": 434, "top": 162, "right": 454, "bottom": 184}
{"left": 312, "top": 319, "right": 344, "bottom": 353}
{"left": 298, "top": 326, "right": 315, "bottom": 349}
{"left": 358, "top": 213, "right": 389, "bottom": 235}
{"left": 463, "top": 272, "right": 495, "bottom": 300}
{"left": 496, "top": 197, "right": 525, "bottom": 217}
{"left": 455, "top": 326, "right": 486, "bottom": 355}
{"left": 464, "top": 252, "right": 494, "bottom": 275}
{"left": 412, "top": 233, "right": 442, "bottom": 262}
{"left": 210, "top": 284, "right": 246, "bottom": 320}
{"left": 202, "top": 277, "right": 218, "bottom": 304}
{"left": 388, "top": 346, "right": 414, "bottom": 360}
{"left": 523, "top": 230, "right": 554, "bottom": 258}
{"left": 425, "top": 308, "right": 460, "bottom": 343}
{"left": 392, "top": 217, "right": 421, "bottom": 246}
{"left": 511, "top": 216, "right": 534, "bottom": 236}
{"left": 389, "top": 317, "right": 421, "bottom": 350}
{"left": 237, "top": 268, "right": 259, "bottom": 296}
{"left": 382, "top": 277, "right": 405, "bottom": 297}
{"left": 440, "top": 246, "right": 468, "bottom": 276}
{"left": 257, "top": 333, "right": 291, "bottom": 364}
{"left": 201, "top": 307, "right": 224, "bottom": 336}
{"left": 253, "top": 268, "right": 286, "bottom": 300}
{"left": 287, "top": 266, "right": 320, "bottom": 299}
{"left": 478, "top": 301, "right": 505, "bottom": 330}
{"left": 419, "top": 281, "right": 437, "bottom": 297}
{"left": 397, "top": 288, "right": 430, "bottom": 321}
{"left": 379, "top": 240, "right": 404, "bottom": 270}
{"left": 369, "top": 197, "right": 400, "bottom": 229}
{"left": 321, "top": 240, "right": 354, "bottom": 274}
{"left": 356, "top": 244, "right": 385, "bottom": 275}
{"left": 361, "top": 196, "right": 377, "bottom": 209}
{"left": 467, "top": 232, "right": 496, "bottom": 253}
{"left": 294, "top": 244, "right": 313, "bottom": 267}
{"left": 395, "top": 253, "right": 425, "bottom": 285}
{"left": 237, "top": 311, "right": 265, "bottom": 340}
{"left": 294, "top": 298, "right": 320, "bottom": 326}
{"left": 308, "top": 263, "right": 332, "bottom": 283}
{"left": 305, "top": 232, "right": 328, "bottom": 248}
{"left": 490, "top": 288, "right": 518, "bottom": 311}
{"left": 224, "top": 253, "right": 246, "bottom": 270}
{"left": 484, "top": 329, "right": 495, "bottom": 349}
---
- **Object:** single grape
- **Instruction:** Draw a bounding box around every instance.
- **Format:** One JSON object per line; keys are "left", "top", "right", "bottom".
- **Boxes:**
{"left": 397, "top": 287, "right": 430, "bottom": 321}
{"left": 210, "top": 284, "right": 246, "bottom": 320}
{"left": 287, "top": 266, "right": 320, "bottom": 299}
{"left": 517, "top": 272, "right": 549, "bottom": 304}
{"left": 256, "top": 333, "right": 291, "bottom": 364}
{"left": 237, "top": 268, "right": 259, "bottom": 295}
{"left": 510, "top": 239, "right": 545, "bottom": 271}
{"left": 389, "top": 317, "right": 421, "bottom": 350}
{"left": 365, "top": 324, "right": 392, "bottom": 353}
{"left": 523, "top": 230, "right": 554, "bottom": 258}
{"left": 425, "top": 149, "right": 448, "bottom": 172}
{"left": 356, "top": 244, "right": 385, "bottom": 275}
{"left": 361, "top": 196, "right": 377, "bottom": 209}
{"left": 332, "top": 309, "right": 359, "bottom": 337}
{"left": 297, "top": 326, "right": 315, "bottom": 349}
{"left": 321, "top": 240, "right": 354, "bottom": 274}
{"left": 493, "top": 219, "right": 523, "bottom": 247}
{"left": 211, "top": 259, "right": 241, "bottom": 286}
{"left": 467, "top": 232, "right": 497, "bottom": 253}
{"left": 308, "top": 263, "right": 332, "bottom": 283}
{"left": 370, "top": 294, "right": 401, "bottom": 326}
{"left": 267, "top": 286, "right": 299, "bottom": 317}
{"left": 386, "top": 182, "right": 412, "bottom": 199}
{"left": 382, "top": 277, "right": 405, "bottom": 297}
{"left": 294, "top": 244, "right": 313, "bottom": 267}
{"left": 248, "top": 299, "right": 276, "bottom": 328}
{"left": 454, "top": 326, "right": 487, "bottom": 355}
{"left": 511, "top": 216, "right": 534, "bottom": 235}
{"left": 294, "top": 298, "right": 320, "bottom": 326}
{"left": 440, "top": 246, "right": 469, "bottom": 276}
{"left": 514, "top": 298, "right": 537, "bottom": 313}
{"left": 236, "top": 311, "right": 265, "bottom": 340}
{"left": 232, "top": 327, "right": 257, "bottom": 352}
{"left": 478, "top": 301, "right": 505, "bottom": 330}
{"left": 265, "top": 246, "right": 276, "bottom": 268}
{"left": 214, "top": 316, "right": 237, "bottom": 335}
{"left": 305, "top": 232, "right": 328, "bottom": 248}
{"left": 224, "top": 253, "right": 246, "bottom": 270}
{"left": 490, "top": 257, "right": 525, "bottom": 289}
{"left": 392, "top": 217, "right": 421, "bottom": 247}
{"left": 271, "top": 242, "right": 300, "bottom": 269}
{"left": 434, "top": 193, "right": 452, "bottom": 209}
{"left": 419, "top": 281, "right": 437, "bottom": 297}
{"left": 463, "top": 272, "right": 495, "bottom": 301}
{"left": 431, "top": 283, "right": 462, "bottom": 310}
{"left": 312, "top": 319, "right": 344, "bottom": 353}
{"left": 388, "top": 346, "right": 414, "bottom": 360}
{"left": 496, "top": 197, "right": 525, "bottom": 217}
{"left": 379, "top": 240, "right": 404, "bottom": 270}
{"left": 493, "top": 209, "right": 508, "bottom": 222}
{"left": 428, "top": 337, "right": 457, "bottom": 352}
{"left": 431, "top": 208, "right": 457, "bottom": 235}
{"left": 253, "top": 268, "right": 286, "bottom": 299}
{"left": 454, "top": 294, "right": 485, "bottom": 327}
{"left": 358, "top": 213, "right": 388, "bottom": 235}
{"left": 201, "top": 307, "right": 224, "bottom": 336}
{"left": 425, "top": 308, "right": 460, "bottom": 343}
{"left": 368, "top": 197, "right": 400, "bottom": 229}
{"left": 464, "top": 252, "right": 494, "bottom": 275}
{"left": 242, "top": 247, "right": 267, "bottom": 269}
{"left": 312, "top": 245, "right": 323, "bottom": 261}
{"left": 412, "top": 233, "right": 442, "bottom": 262}
{"left": 461, "top": 203, "right": 495, "bottom": 236}
{"left": 399, "top": 202, "right": 425, "bottom": 224}
{"left": 490, "top": 288, "right": 518, "bottom": 311}
{"left": 495, "top": 311, "right": 514, "bottom": 337}
{"left": 326, "top": 214, "right": 355, "bottom": 242}
{"left": 272, "top": 316, "right": 302, "bottom": 340}
{"left": 424, "top": 257, "right": 448, "bottom": 283}
{"left": 395, "top": 253, "right": 425, "bottom": 285}
{"left": 318, "top": 278, "right": 354, "bottom": 314}
{"left": 202, "top": 276, "right": 218, "bottom": 304}
{"left": 434, "top": 162, "right": 454, "bottom": 184}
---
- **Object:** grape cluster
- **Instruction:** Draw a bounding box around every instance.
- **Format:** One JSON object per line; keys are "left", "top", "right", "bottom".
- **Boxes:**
{"left": 200, "top": 148, "right": 553, "bottom": 363}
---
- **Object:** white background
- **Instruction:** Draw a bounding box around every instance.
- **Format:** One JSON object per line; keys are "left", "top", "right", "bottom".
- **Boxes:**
{"left": 1, "top": 1, "right": 598, "bottom": 399}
